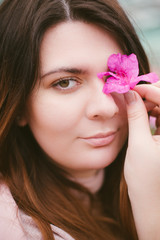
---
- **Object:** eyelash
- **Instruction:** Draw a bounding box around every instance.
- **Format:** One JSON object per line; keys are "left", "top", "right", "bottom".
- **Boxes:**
{"left": 51, "top": 77, "right": 80, "bottom": 92}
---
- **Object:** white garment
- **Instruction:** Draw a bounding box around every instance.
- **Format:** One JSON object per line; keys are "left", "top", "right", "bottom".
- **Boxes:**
{"left": 0, "top": 169, "right": 104, "bottom": 240}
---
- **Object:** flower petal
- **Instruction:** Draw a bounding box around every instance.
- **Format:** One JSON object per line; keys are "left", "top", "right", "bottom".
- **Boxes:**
{"left": 97, "top": 53, "right": 159, "bottom": 95}
{"left": 97, "top": 71, "right": 120, "bottom": 80}
{"left": 97, "top": 72, "right": 110, "bottom": 79}
{"left": 103, "top": 77, "right": 130, "bottom": 94}
{"left": 108, "top": 53, "right": 139, "bottom": 79}
{"left": 137, "top": 72, "right": 159, "bottom": 83}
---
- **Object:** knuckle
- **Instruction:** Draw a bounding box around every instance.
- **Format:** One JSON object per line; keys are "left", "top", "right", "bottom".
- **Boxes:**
{"left": 128, "top": 110, "right": 144, "bottom": 120}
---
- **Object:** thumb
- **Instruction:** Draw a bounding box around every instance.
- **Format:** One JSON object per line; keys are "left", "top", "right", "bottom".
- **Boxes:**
{"left": 124, "top": 90, "right": 152, "bottom": 145}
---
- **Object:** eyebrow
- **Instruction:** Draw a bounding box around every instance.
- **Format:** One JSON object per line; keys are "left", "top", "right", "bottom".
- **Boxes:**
{"left": 40, "top": 67, "right": 88, "bottom": 79}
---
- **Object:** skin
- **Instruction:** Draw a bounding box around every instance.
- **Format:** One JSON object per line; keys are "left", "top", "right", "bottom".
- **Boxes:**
{"left": 124, "top": 81, "right": 160, "bottom": 240}
{"left": 20, "top": 21, "right": 128, "bottom": 178}
{"left": 18, "top": 20, "right": 160, "bottom": 239}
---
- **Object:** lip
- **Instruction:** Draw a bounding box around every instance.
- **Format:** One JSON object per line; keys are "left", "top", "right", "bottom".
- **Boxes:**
{"left": 82, "top": 131, "right": 117, "bottom": 147}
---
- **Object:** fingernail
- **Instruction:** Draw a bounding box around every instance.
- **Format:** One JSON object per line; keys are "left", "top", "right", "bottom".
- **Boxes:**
{"left": 124, "top": 91, "right": 136, "bottom": 105}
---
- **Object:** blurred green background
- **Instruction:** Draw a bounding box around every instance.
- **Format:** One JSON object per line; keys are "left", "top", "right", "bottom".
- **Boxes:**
{"left": 119, "top": 0, "right": 160, "bottom": 75}
{"left": 0, "top": 0, "right": 159, "bottom": 75}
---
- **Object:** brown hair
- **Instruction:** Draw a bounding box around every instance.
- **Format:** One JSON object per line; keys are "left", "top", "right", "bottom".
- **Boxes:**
{"left": 0, "top": 0, "right": 150, "bottom": 239}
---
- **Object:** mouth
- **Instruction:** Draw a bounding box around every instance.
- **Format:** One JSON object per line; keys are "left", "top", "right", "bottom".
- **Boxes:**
{"left": 81, "top": 131, "right": 117, "bottom": 147}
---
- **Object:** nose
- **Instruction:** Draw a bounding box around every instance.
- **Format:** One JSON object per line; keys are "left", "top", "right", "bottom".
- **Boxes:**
{"left": 85, "top": 80, "right": 119, "bottom": 120}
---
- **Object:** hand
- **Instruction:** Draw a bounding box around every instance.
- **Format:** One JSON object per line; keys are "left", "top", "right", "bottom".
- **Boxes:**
{"left": 135, "top": 81, "right": 160, "bottom": 134}
{"left": 123, "top": 81, "right": 160, "bottom": 240}
{"left": 124, "top": 82, "right": 160, "bottom": 185}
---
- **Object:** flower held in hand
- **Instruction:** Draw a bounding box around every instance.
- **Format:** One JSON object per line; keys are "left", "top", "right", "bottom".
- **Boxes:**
{"left": 98, "top": 53, "right": 159, "bottom": 94}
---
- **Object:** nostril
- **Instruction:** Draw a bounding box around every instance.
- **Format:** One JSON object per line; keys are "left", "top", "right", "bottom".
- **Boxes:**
{"left": 93, "top": 114, "right": 99, "bottom": 118}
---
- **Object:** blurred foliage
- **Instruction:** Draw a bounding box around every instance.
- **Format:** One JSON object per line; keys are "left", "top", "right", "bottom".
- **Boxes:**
{"left": 119, "top": 0, "right": 160, "bottom": 75}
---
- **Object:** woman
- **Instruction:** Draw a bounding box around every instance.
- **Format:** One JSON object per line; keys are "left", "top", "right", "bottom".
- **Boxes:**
{"left": 0, "top": 0, "right": 160, "bottom": 239}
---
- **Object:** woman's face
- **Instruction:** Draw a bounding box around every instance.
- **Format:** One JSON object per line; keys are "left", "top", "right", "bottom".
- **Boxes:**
{"left": 23, "top": 21, "right": 128, "bottom": 178}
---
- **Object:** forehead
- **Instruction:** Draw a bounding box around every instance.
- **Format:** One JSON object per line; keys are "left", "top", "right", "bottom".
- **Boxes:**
{"left": 40, "top": 21, "right": 121, "bottom": 75}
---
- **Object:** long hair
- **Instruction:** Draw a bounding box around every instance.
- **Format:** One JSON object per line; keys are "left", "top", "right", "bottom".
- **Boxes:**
{"left": 0, "top": 0, "right": 150, "bottom": 239}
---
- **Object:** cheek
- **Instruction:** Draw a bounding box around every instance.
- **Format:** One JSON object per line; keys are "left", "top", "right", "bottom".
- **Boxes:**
{"left": 26, "top": 92, "right": 83, "bottom": 133}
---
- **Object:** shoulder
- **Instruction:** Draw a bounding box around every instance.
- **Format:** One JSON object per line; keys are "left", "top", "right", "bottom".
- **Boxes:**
{"left": 51, "top": 225, "right": 75, "bottom": 240}
{"left": 0, "top": 183, "right": 27, "bottom": 239}
{"left": 0, "top": 183, "right": 74, "bottom": 240}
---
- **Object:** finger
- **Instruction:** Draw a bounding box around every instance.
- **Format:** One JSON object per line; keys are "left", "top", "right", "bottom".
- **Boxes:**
{"left": 134, "top": 84, "right": 160, "bottom": 105}
{"left": 152, "top": 80, "right": 160, "bottom": 87}
{"left": 156, "top": 116, "right": 160, "bottom": 129}
{"left": 149, "top": 106, "right": 160, "bottom": 117}
{"left": 144, "top": 100, "right": 157, "bottom": 112}
{"left": 124, "top": 91, "right": 152, "bottom": 146}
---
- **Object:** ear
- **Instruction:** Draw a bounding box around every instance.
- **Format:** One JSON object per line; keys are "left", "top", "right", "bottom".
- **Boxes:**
{"left": 16, "top": 115, "right": 28, "bottom": 127}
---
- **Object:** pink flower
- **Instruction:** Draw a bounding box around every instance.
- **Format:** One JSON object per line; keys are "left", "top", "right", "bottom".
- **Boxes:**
{"left": 97, "top": 53, "right": 159, "bottom": 94}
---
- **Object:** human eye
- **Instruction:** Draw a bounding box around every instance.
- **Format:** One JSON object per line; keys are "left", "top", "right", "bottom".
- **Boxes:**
{"left": 51, "top": 77, "right": 80, "bottom": 92}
